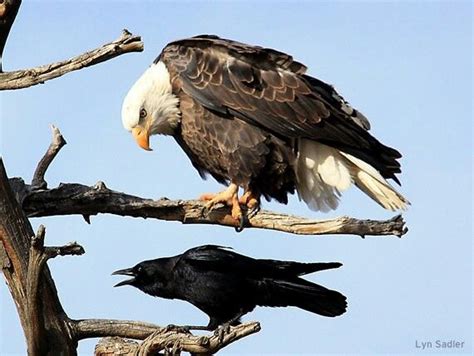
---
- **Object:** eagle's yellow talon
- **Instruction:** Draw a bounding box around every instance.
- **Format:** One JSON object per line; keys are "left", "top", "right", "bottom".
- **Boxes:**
{"left": 231, "top": 196, "right": 242, "bottom": 221}
{"left": 199, "top": 184, "right": 240, "bottom": 213}
{"left": 239, "top": 190, "right": 260, "bottom": 211}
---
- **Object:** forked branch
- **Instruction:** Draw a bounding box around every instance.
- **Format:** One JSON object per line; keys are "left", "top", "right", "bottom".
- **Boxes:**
{"left": 11, "top": 126, "right": 407, "bottom": 237}
{"left": 1, "top": 157, "right": 260, "bottom": 355}
{"left": 93, "top": 322, "right": 261, "bottom": 356}
{"left": 0, "top": 159, "right": 77, "bottom": 355}
{"left": 0, "top": 7, "right": 262, "bottom": 352}
{"left": 26, "top": 225, "right": 84, "bottom": 354}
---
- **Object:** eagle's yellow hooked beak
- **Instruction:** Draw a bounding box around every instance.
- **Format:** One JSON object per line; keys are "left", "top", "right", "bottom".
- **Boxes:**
{"left": 132, "top": 126, "right": 152, "bottom": 151}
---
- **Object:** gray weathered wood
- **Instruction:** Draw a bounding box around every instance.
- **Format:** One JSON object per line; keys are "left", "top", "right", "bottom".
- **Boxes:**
{"left": 1, "top": 158, "right": 261, "bottom": 355}
{"left": 0, "top": 159, "right": 77, "bottom": 355}
{"left": 93, "top": 322, "right": 261, "bottom": 356}
{"left": 16, "top": 179, "right": 407, "bottom": 237}
{"left": 31, "top": 125, "right": 67, "bottom": 189}
{"left": 0, "top": 29, "right": 143, "bottom": 90}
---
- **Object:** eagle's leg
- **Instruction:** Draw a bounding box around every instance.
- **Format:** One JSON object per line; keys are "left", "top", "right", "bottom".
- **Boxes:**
{"left": 239, "top": 189, "right": 261, "bottom": 219}
{"left": 199, "top": 183, "right": 243, "bottom": 222}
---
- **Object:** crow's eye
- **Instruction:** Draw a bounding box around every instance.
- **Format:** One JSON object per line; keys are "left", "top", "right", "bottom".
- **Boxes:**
{"left": 139, "top": 108, "right": 147, "bottom": 119}
{"left": 137, "top": 266, "right": 143, "bottom": 274}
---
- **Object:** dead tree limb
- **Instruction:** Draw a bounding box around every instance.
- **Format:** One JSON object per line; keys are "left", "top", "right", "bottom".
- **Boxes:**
{"left": 73, "top": 319, "right": 163, "bottom": 340}
{"left": 136, "top": 322, "right": 261, "bottom": 355}
{"left": 0, "top": 158, "right": 77, "bottom": 355}
{"left": 1, "top": 157, "right": 261, "bottom": 354}
{"left": 6, "top": 126, "right": 407, "bottom": 238}
{"left": 93, "top": 322, "right": 261, "bottom": 356}
{"left": 1, "top": 6, "right": 260, "bottom": 351}
{"left": 0, "top": 29, "right": 143, "bottom": 90}
{"left": 14, "top": 180, "right": 407, "bottom": 237}
{"left": 31, "top": 125, "right": 67, "bottom": 189}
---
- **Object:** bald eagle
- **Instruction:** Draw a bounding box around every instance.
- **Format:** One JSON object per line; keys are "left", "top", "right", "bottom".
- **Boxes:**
{"left": 122, "top": 35, "right": 409, "bottom": 225}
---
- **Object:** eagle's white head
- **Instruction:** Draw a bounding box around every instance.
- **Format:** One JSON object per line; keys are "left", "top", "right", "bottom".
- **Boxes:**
{"left": 121, "top": 61, "right": 181, "bottom": 151}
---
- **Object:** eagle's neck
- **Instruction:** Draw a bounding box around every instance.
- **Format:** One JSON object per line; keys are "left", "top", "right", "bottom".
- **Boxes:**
{"left": 145, "top": 61, "right": 181, "bottom": 136}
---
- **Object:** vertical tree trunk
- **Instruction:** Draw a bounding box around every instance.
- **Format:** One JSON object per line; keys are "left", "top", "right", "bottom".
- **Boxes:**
{"left": 0, "top": 159, "right": 76, "bottom": 355}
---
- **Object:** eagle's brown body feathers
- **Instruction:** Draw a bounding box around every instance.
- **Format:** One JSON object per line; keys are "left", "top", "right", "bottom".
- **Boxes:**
{"left": 176, "top": 93, "right": 296, "bottom": 203}
{"left": 122, "top": 35, "right": 409, "bottom": 212}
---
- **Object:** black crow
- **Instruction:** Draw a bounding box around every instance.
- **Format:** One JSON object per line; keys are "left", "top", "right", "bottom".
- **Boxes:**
{"left": 113, "top": 245, "right": 347, "bottom": 330}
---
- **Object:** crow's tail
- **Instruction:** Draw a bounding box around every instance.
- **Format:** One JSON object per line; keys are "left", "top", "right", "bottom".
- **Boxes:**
{"left": 258, "top": 260, "right": 342, "bottom": 276}
{"left": 259, "top": 278, "right": 347, "bottom": 317}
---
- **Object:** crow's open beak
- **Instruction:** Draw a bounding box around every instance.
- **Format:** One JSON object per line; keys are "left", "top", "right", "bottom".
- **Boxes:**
{"left": 112, "top": 267, "right": 136, "bottom": 287}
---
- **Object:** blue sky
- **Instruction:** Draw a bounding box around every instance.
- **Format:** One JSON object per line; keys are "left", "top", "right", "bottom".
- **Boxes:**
{"left": 1, "top": 1, "right": 472, "bottom": 355}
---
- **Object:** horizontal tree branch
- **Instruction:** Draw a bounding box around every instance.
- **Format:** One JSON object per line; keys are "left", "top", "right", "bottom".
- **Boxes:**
{"left": 3, "top": 154, "right": 259, "bottom": 355}
{"left": 44, "top": 242, "right": 85, "bottom": 259}
{"left": 10, "top": 124, "right": 407, "bottom": 237}
{"left": 72, "top": 319, "right": 163, "bottom": 340}
{"left": 92, "top": 322, "right": 261, "bottom": 356}
{"left": 0, "top": 29, "right": 143, "bottom": 90}
{"left": 13, "top": 179, "right": 407, "bottom": 237}
{"left": 137, "top": 322, "right": 261, "bottom": 355}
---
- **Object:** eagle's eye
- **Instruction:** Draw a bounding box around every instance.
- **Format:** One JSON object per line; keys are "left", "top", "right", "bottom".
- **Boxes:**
{"left": 139, "top": 108, "right": 147, "bottom": 119}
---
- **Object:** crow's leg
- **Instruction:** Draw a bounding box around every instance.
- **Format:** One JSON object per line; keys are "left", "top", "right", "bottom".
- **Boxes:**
{"left": 164, "top": 324, "right": 211, "bottom": 334}
{"left": 213, "top": 310, "right": 246, "bottom": 342}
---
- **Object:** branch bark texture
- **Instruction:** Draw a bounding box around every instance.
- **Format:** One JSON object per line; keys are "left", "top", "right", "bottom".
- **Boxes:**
{"left": 0, "top": 159, "right": 77, "bottom": 355}
{"left": 16, "top": 180, "right": 407, "bottom": 237}
{"left": 0, "top": 7, "right": 263, "bottom": 352}
{"left": 1, "top": 158, "right": 261, "bottom": 355}
{"left": 93, "top": 322, "right": 261, "bottom": 356}
{"left": 0, "top": 29, "right": 143, "bottom": 90}
{"left": 73, "top": 319, "right": 162, "bottom": 340}
{"left": 31, "top": 125, "right": 67, "bottom": 189}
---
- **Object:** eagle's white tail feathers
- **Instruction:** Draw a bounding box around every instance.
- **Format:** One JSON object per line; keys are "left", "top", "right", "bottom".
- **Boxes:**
{"left": 296, "top": 140, "right": 409, "bottom": 212}
{"left": 340, "top": 152, "right": 410, "bottom": 211}
{"left": 296, "top": 140, "right": 347, "bottom": 212}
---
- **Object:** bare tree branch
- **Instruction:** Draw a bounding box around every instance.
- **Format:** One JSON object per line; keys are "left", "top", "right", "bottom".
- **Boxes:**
{"left": 1, "top": 5, "right": 263, "bottom": 351}
{"left": 0, "top": 29, "right": 143, "bottom": 90}
{"left": 0, "top": 0, "right": 21, "bottom": 72}
{"left": 9, "top": 125, "right": 408, "bottom": 237}
{"left": 73, "top": 319, "right": 162, "bottom": 340}
{"left": 93, "top": 322, "right": 261, "bottom": 356}
{"left": 44, "top": 242, "right": 85, "bottom": 259}
{"left": 137, "top": 322, "right": 261, "bottom": 355}
{"left": 15, "top": 180, "right": 407, "bottom": 237}
{"left": 2, "top": 157, "right": 258, "bottom": 355}
{"left": 31, "top": 125, "right": 67, "bottom": 189}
